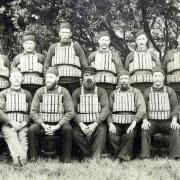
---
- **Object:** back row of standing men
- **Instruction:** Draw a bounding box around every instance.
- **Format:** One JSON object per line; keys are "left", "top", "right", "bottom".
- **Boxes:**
{"left": 0, "top": 22, "right": 179, "bottom": 168}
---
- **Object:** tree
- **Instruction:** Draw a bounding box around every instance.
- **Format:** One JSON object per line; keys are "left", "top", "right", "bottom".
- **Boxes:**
{"left": 1, "top": 0, "right": 180, "bottom": 62}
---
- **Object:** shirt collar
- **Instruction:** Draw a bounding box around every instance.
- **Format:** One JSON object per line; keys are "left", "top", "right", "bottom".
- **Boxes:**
{"left": 23, "top": 51, "right": 36, "bottom": 55}
{"left": 98, "top": 48, "right": 111, "bottom": 53}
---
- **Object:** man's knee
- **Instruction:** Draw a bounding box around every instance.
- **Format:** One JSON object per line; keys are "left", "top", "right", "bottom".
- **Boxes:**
{"left": 72, "top": 126, "right": 83, "bottom": 140}
{"left": 125, "top": 131, "right": 136, "bottom": 140}
{"left": 96, "top": 123, "right": 107, "bottom": 136}
{"left": 2, "top": 125, "right": 16, "bottom": 139}
{"left": 170, "top": 129, "right": 180, "bottom": 137}
{"left": 61, "top": 124, "right": 72, "bottom": 134}
{"left": 28, "top": 123, "right": 41, "bottom": 135}
{"left": 141, "top": 129, "right": 150, "bottom": 138}
{"left": 108, "top": 132, "right": 117, "bottom": 142}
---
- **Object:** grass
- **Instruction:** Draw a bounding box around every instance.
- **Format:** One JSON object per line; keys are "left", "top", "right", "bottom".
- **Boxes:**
{"left": 0, "top": 156, "right": 179, "bottom": 180}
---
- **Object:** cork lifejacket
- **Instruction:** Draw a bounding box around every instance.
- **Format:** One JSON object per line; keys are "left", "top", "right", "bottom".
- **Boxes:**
{"left": 167, "top": 51, "right": 180, "bottom": 83}
{"left": 112, "top": 87, "right": 136, "bottom": 124}
{"left": 18, "top": 53, "right": 44, "bottom": 85}
{"left": 52, "top": 42, "right": 81, "bottom": 78}
{"left": 77, "top": 86, "right": 101, "bottom": 122}
{"left": 0, "top": 55, "right": 9, "bottom": 89}
{"left": 39, "top": 86, "right": 64, "bottom": 123}
{"left": 148, "top": 86, "right": 170, "bottom": 120}
{"left": 129, "top": 51, "right": 156, "bottom": 84}
{"left": 5, "top": 88, "right": 29, "bottom": 122}
{"left": 91, "top": 51, "right": 117, "bottom": 84}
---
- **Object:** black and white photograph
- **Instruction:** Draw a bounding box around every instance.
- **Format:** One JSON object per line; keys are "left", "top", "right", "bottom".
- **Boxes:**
{"left": 0, "top": 0, "right": 179, "bottom": 179}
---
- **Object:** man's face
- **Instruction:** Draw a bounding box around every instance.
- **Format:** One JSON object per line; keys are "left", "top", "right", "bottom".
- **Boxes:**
{"left": 118, "top": 75, "right": 130, "bottom": 90}
{"left": 45, "top": 73, "right": 58, "bottom": 90}
{"left": 59, "top": 28, "right": 71, "bottom": 43}
{"left": 10, "top": 71, "right": 23, "bottom": 87}
{"left": 153, "top": 72, "right": 164, "bottom": 87}
{"left": 98, "top": 36, "right": 110, "bottom": 50}
{"left": 136, "top": 34, "right": 148, "bottom": 50}
{"left": 83, "top": 73, "right": 96, "bottom": 90}
{"left": 23, "top": 40, "right": 36, "bottom": 52}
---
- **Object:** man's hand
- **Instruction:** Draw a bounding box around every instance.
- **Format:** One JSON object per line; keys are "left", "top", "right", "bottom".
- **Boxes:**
{"left": 127, "top": 120, "right": 136, "bottom": 133}
{"left": 41, "top": 123, "right": 51, "bottom": 133}
{"left": 109, "top": 123, "right": 116, "bottom": 134}
{"left": 170, "top": 117, "right": 180, "bottom": 130}
{"left": 9, "top": 121, "right": 22, "bottom": 131}
{"left": 86, "top": 122, "right": 98, "bottom": 137}
{"left": 141, "top": 119, "right": 151, "bottom": 130}
{"left": 79, "top": 122, "right": 88, "bottom": 135}
{"left": 44, "top": 124, "right": 61, "bottom": 135}
{"left": 17, "top": 121, "right": 27, "bottom": 131}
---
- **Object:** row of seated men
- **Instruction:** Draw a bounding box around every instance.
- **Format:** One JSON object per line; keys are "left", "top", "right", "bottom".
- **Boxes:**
{"left": 0, "top": 66, "right": 179, "bottom": 170}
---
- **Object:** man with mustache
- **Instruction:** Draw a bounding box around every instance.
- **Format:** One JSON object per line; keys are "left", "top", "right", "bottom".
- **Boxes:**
{"left": 141, "top": 67, "right": 180, "bottom": 160}
{"left": 163, "top": 31, "right": 180, "bottom": 102}
{"left": 11, "top": 31, "right": 45, "bottom": 95}
{"left": 29, "top": 67, "right": 75, "bottom": 162}
{"left": 44, "top": 22, "right": 88, "bottom": 94}
{"left": 88, "top": 31, "right": 123, "bottom": 95}
{"left": 0, "top": 68, "right": 32, "bottom": 168}
{"left": 72, "top": 66, "right": 109, "bottom": 159}
{"left": 125, "top": 29, "right": 161, "bottom": 92}
{"left": 108, "top": 69, "right": 146, "bottom": 161}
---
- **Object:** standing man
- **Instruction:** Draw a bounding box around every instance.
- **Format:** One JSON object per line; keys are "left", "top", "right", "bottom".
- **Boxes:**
{"left": 108, "top": 69, "right": 146, "bottom": 161}
{"left": 163, "top": 31, "right": 180, "bottom": 102}
{"left": 0, "top": 53, "right": 10, "bottom": 91}
{"left": 88, "top": 31, "right": 123, "bottom": 95}
{"left": 44, "top": 22, "right": 88, "bottom": 94}
{"left": 29, "top": 67, "right": 75, "bottom": 162}
{"left": 0, "top": 68, "right": 32, "bottom": 168}
{"left": 125, "top": 29, "right": 161, "bottom": 92}
{"left": 141, "top": 68, "right": 180, "bottom": 160}
{"left": 11, "top": 31, "right": 45, "bottom": 95}
{"left": 72, "top": 66, "right": 109, "bottom": 159}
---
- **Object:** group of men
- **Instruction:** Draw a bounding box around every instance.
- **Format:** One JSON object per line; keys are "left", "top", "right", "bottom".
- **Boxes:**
{"left": 0, "top": 22, "right": 179, "bottom": 169}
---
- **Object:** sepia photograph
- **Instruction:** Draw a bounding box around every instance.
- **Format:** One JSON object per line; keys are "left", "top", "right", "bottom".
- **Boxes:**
{"left": 0, "top": 0, "right": 179, "bottom": 179}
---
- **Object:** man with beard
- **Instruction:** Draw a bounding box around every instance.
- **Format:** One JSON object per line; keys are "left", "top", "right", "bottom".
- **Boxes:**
{"left": 0, "top": 68, "right": 32, "bottom": 168}
{"left": 44, "top": 22, "right": 88, "bottom": 94}
{"left": 88, "top": 31, "right": 123, "bottom": 95}
{"left": 11, "top": 31, "right": 45, "bottom": 95}
{"left": 108, "top": 69, "right": 146, "bottom": 161}
{"left": 141, "top": 67, "right": 180, "bottom": 160}
{"left": 125, "top": 29, "right": 161, "bottom": 92}
{"left": 163, "top": 31, "right": 180, "bottom": 102}
{"left": 29, "top": 67, "right": 75, "bottom": 162}
{"left": 72, "top": 66, "right": 109, "bottom": 159}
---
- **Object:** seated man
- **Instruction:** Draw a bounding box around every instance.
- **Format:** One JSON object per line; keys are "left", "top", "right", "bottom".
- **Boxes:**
{"left": 141, "top": 67, "right": 180, "bottom": 160}
{"left": 108, "top": 69, "right": 146, "bottom": 161}
{"left": 29, "top": 67, "right": 75, "bottom": 162}
{"left": 0, "top": 68, "right": 32, "bottom": 168}
{"left": 72, "top": 66, "right": 109, "bottom": 159}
